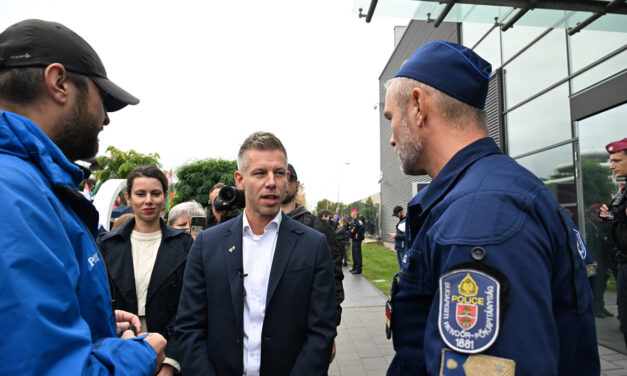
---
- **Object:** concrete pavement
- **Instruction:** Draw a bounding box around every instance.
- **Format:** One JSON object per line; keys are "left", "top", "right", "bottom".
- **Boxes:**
{"left": 330, "top": 264, "right": 627, "bottom": 376}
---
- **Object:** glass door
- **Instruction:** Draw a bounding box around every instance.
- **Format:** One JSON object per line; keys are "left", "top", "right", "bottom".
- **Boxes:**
{"left": 576, "top": 102, "right": 627, "bottom": 353}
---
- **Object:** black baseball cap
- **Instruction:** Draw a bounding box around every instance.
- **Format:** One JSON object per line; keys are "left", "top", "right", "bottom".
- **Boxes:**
{"left": 0, "top": 19, "right": 139, "bottom": 112}
{"left": 287, "top": 163, "right": 298, "bottom": 181}
{"left": 392, "top": 205, "right": 404, "bottom": 216}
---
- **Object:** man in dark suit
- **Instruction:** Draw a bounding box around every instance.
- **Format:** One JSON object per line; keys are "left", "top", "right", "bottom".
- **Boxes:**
{"left": 176, "top": 131, "right": 337, "bottom": 376}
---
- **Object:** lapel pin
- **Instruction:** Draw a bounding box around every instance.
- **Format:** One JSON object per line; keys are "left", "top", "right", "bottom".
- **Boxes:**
{"left": 228, "top": 246, "right": 235, "bottom": 253}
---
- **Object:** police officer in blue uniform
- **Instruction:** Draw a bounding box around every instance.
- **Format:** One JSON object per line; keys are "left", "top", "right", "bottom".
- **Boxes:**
{"left": 383, "top": 41, "right": 599, "bottom": 375}
{"left": 349, "top": 208, "right": 365, "bottom": 274}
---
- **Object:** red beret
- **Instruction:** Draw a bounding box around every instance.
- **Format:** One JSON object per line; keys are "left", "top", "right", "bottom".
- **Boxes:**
{"left": 351, "top": 208, "right": 359, "bottom": 212}
{"left": 606, "top": 138, "right": 627, "bottom": 154}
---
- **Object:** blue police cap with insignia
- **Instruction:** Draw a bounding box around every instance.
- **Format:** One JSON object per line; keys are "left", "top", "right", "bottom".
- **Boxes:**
{"left": 394, "top": 40, "right": 492, "bottom": 109}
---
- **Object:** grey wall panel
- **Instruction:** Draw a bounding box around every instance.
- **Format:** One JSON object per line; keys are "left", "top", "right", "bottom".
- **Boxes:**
{"left": 485, "top": 68, "right": 505, "bottom": 151}
{"left": 570, "top": 70, "right": 627, "bottom": 121}
{"left": 379, "top": 20, "right": 460, "bottom": 243}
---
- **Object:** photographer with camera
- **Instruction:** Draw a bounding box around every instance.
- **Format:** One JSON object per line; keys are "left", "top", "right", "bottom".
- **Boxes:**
{"left": 207, "top": 182, "right": 241, "bottom": 228}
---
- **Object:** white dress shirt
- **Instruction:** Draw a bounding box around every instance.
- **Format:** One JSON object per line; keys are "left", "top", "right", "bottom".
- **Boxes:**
{"left": 242, "top": 211, "right": 282, "bottom": 376}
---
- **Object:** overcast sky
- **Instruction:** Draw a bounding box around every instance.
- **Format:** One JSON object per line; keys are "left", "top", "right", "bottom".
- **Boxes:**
{"left": 2, "top": 1, "right": 403, "bottom": 208}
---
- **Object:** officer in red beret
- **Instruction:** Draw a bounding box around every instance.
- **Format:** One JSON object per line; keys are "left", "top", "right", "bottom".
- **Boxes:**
{"left": 600, "top": 137, "right": 627, "bottom": 346}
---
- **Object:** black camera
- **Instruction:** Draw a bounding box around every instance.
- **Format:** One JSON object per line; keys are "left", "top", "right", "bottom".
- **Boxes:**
{"left": 213, "top": 186, "right": 246, "bottom": 211}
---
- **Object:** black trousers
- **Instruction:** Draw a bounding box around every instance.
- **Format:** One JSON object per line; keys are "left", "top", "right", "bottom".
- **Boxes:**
{"left": 340, "top": 241, "right": 348, "bottom": 263}
{"left": 352, "top": 239, "right": 362, "bottom": 272}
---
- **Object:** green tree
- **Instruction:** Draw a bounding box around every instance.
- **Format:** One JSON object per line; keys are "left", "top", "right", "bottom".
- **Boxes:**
{"left": 172, "top": 158, "right": 237, "bottom": 207}
{"left": 315, "top": 199, "right": 348, "bottom": 215}
{"left": 581, "top": 157, "right": 613, "bottom": 206}
{"left": 94, "top": 146, "right": 161, "bottom": 183}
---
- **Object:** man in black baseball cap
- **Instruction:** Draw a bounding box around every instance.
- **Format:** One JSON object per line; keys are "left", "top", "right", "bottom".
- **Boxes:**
{"left": 0, "top": 19, "right": 167, "bottom": 376}
{"left": 0, "top": 19, "right": 138, "bottom": 111}
{"left": 387, "top": 206, "right": 406, "bottom": 268}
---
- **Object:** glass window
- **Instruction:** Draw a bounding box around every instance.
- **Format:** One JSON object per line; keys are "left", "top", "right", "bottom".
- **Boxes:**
{"left": 578, "top": 102, "right": 627, "bottom": 206}
{"left": 462, "top": 22, "right": 493, "bottom": 49}
{"left": 516, "top": 143, "right": 576, "bottom": 218}
{"left": 472, "top": 25, "right": 502, "bottom": 71}
{"left": 501, "top": 23, "right": 548, "bottom": 62}
{"left": 506, "top": 83, "right": 571, "bottom": 157}
{"left": 571, "top": 50, "right": 627, "bottom": 94}
{"left": 569, "top": 29, "right": 627, "bottom": 73}
{"left": 503, "top": 29, "right": 568, "bottom": 109}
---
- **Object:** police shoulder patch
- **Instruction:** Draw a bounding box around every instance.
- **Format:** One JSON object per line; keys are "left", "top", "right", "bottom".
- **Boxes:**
{"left": 572, "top": 228, "right": 587, "bottom": 260}
{"left": 438, "top": 269, "right": 500, "bottom": 354}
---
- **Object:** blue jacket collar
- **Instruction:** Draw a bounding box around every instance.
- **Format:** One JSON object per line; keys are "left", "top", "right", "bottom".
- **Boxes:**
{"left": 409, "top": 137, "right": 501, "bottom": 214}
{"left": 0, "top": 110, "right": 84, "bottom": 188}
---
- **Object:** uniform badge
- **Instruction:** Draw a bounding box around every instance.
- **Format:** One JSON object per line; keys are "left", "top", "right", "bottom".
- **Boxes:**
{"left": 573, "top": 229, "right": 587, "bottom": 260}
{"left": 438, "top": 269, "right": 500, "bottom": 354}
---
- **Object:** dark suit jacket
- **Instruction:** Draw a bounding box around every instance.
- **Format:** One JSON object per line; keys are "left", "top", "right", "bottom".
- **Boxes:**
{"left": 176, "top": 212, "right": 337, "bottom": 376}
{"left": 98, "top": 218, "right": 193, "bottom": 362}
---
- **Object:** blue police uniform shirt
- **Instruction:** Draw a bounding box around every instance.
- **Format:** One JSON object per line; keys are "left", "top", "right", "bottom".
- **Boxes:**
{"left": 387, "top": 137, "right": 599, "bottom": 376}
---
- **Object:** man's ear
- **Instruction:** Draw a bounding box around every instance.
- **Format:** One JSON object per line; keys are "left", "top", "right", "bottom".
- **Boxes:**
{"left": 234, "top": 171, "right": 244, "bottom": 190}
{"left": 124, "top": 192, "right": 131, "bottom": 204}
{"left": 43, "top": 63, "right": 70, "bottom": 105}
{"left": 412, "top": 87, "right": 428, "bottom": 127}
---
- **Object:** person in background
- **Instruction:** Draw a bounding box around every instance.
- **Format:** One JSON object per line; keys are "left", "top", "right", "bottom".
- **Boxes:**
{"left": 207, "top": 182, "right": 226, "bottom": 228}
{"left": 348, "top": 208, "right": 365, "bottom": 274}
{"left": 98, "top": 166, "right": 194, "bottom": 375}
{"left": 281, "top": 163, "right": 345, "bottom": 361}
{"left": 586, "top": 203, "right": 614, "bottom": 318}
{"left": 168, "top": 200, "right": 206, "bottom": 239}
{"left": 600, "top": 138, "right": 627, "bottom": 347}
{"left": 112, "top": 213, "right": 134, "bottom": 231}
{"left": 336, "top": 217, "right": 349, "bottom": 266}
{"left": 0, "top": 19, "right": 166, "bottom": 375}
{"left": 387, "top": 205, "right": 406, "bottom": 269}
{"left": 207, "top": 182, "right": 240, "bottom": 227}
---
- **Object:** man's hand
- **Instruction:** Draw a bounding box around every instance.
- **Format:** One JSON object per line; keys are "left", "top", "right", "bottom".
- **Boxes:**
{"left": 142, "top": 332, "right": 167, "bottom": 375}
{"left": 115, "top": 309, "right": 141, "bottom": 331}
{"left": 156, "top": 363, "right": 175, "bottom": 376}
{"left": 600, "top": 204, "right": 611, "bottom": 219}
{"left": 330, "top": 340, "right": 336, "bottom": 363}
{"left": 387, "top": 232, "right": 396, "bottom": 239}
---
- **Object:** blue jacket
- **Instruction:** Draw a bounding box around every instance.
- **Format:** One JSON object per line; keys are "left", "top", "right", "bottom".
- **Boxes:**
{"left": 387, "top": 138, "right": 599, "bottom": 375}
{"left": 0, "top": 111, "right": 156, "bottom": 375}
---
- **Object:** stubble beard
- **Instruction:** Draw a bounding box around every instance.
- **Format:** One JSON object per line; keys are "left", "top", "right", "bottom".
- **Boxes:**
{"left": 54, "top": 93, "right": 100, "bottom": 161}
{"left": 282, "top": 187, "right": 297, "bottom": 205}
{"left": 396, "top": 114, "right": 424, "bottom": 176}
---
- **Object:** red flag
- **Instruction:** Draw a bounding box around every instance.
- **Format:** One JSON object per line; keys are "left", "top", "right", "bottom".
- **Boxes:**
{"left": 82, "top": 182, "right": 91, "bottom": 199}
